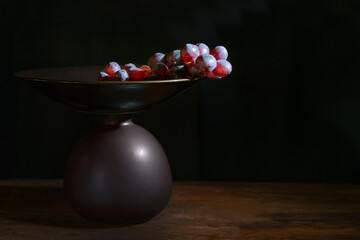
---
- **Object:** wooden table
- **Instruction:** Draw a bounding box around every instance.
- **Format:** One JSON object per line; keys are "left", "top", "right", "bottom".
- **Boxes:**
{"left": 0, "top": 180, "right": 359, "bottom": 239}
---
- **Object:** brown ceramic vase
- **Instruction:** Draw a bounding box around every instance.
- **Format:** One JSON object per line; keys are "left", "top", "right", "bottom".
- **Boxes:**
{"left": 64, "top": 116, "right": 172, "bottom": 223}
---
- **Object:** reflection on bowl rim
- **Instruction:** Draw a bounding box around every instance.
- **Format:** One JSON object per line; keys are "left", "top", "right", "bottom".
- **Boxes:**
{"left": 19, "top": 77, "right": 201, "bottom": 85}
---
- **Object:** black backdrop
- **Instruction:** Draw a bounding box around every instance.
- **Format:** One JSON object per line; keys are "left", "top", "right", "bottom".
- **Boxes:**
{"left": 1, "top": 0, "right": 359, "bottom": 182}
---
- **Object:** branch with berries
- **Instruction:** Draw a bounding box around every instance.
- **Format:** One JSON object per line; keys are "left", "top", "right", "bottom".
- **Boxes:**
{"left": 99, "top": 43, "right": 232, "bottom": 81}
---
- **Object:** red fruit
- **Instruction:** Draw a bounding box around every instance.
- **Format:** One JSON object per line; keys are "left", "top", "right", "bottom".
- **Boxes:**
{"left": 166, "top": 50, "right": 181, "bottom": 67}
{"left": 152, "top": 62, "right": 169, "bottom": 78}
{"left": 196, "top": 43, "right": 210, "bottom": 55}
{"left": 128, "top": 67, "right": 146, "bottom": 80}
{"left": 181, "top": 43, "right": 200, "bottom": 64}
{"left": 213, "top": 60, "right": 232, "bottom": 77}
{"left": 113, "top": 69, "right": 129, "bottom": 81}
{"left": 139, "top": 65, "right": 152, "bottom": 78}
{"left": 171, "top": 63, "right": 187, "bottom": 79}
{"left": 206, "top": 71, "right": 222, "bottom": 80}
{"left": 194, "top": 54, "right": 217, "bottom": 73}
{"left": 122, "top": 63, "right": 136, "bottom": 71}
{"left": 188, "top": 63, "right": 205, "bottom": 78}
{"left": 210, "top": 46, "right": 228, "bottom": 60}
{"left": 99, "top": 72, "right": 112, "bottom": 81}
{"left": 105, "top": 62, "right": 121, "bottom": 77}
{"left": 148, "top": 53, "right": 166, "bottom": 68}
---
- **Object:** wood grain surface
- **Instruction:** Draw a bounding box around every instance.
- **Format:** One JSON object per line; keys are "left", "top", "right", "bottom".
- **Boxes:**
{"left": 0, "top": 180, "right": 359, "bottom": 240}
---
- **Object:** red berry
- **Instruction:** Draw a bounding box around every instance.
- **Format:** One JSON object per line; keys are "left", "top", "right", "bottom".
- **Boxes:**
{"left": 105, "top": 62, "right": 121, "bottom": 77}
{"left": 196, "top": 43, "right": 210, "bottom": 55}
{"left": 206, "top": 71, "right": 221, "bottom": 79}
{"left": 166, "top": 50, "right": 181, "bottom": 67}
{"left": 128, "top": 67, "right": 146, "bottom": 80}
{"left": 139, "top": 65, "right": 152, "bottom": 78}
{"left": 148, "top": 53, "right": 166, "bottom": 68}
{"left": 122, "top": 63, "right": 136, "bottom": 71}
{"left": 152, "top": 62, "right": 169, "bottom": 78}
{"left": 171, "top": 63, "right": 187, "bottom": 79}
{"left": 181, "top": 43, "right": 200, "bottom": 64}
{"left": 113, "top": 69, "right": 129, "bottom": 81}
{"left": 194, "top": 54, "right": 217, "bottom": 73}
{"left": 99, "top": 72, "right": 112, "bottom": 81}
{"left": 207, "top": 71, "right": 222, "bottom": 80}
{"left": 210, "top": 46, "right": 228, "bottom": 60}
{"left": 188, "top": 63, "right": 205, "bottom": 78}
{"left": 213, "top": 60, "right": 232, "bottom": 77}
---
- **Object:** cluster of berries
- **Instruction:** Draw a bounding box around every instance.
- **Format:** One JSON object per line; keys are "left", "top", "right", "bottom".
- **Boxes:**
{"left": 99, "top": 43, "right": 232, "bottom": 81}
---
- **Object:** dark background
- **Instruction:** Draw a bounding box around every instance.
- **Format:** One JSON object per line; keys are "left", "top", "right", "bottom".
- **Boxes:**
{"left": 1, "top": 0, "right": 359, "bottom": 183}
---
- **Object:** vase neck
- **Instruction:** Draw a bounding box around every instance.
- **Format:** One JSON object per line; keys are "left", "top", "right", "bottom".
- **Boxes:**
{"left": 101, "top": 115, "right": 132, "bottom": 128}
